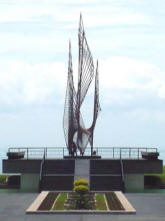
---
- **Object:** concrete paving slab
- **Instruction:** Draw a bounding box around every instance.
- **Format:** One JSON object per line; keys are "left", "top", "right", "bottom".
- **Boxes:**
{"left": 0, "top": 192, "right": 164, "bottom": 220}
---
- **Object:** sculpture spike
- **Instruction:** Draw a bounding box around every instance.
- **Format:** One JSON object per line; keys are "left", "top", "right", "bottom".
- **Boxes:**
{"left": 63, "top": 15, "right": 101, "bottom": 157}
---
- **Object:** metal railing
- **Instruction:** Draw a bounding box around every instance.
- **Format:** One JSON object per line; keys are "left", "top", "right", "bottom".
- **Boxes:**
{"left": 7, "top": 146, "right": 158, "bottom": 160}
{"left": 120, "top": 157, "right": 125, "bottom": 192}
{"left": 38, "top": 151, "right": 45, "bottom": 193}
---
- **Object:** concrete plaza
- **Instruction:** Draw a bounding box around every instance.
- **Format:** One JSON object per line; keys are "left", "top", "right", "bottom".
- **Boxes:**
{"left": 0, "top": 192, "right": 164, "bottom": 221}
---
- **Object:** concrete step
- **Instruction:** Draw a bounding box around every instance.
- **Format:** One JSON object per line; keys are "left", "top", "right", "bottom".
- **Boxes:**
{"left": 74, "top": 159, "right": 90, "bottom": 181}
{"left": 42, "top": 160, "right": 75, "bottom": 174}
{"left": 41, "top": 175, "right": 74, "bottom": 191}
{"left": 90, "top": 175, "right": 123, "bottom": 191}
{"left": 90, "top": 159, "right": 121, "bottom": 174}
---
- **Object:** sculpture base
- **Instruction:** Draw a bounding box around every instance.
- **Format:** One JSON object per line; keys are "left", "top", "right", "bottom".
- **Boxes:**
{"left": 64, "top": 155, "right": 101, "bottom": 159}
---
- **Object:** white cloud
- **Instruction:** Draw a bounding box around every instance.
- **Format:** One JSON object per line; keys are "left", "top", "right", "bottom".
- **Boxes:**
{"left": 99, "top": 56, "right": 165, "bottom": 105}
{"left": 0, "top": 0, "right": 151, "bottom": 27}
{"left": 0, "top": 56, "right": 164, "bottom": 108}
{"left": 0, "top": 60, "right": 66, "bottom": 105}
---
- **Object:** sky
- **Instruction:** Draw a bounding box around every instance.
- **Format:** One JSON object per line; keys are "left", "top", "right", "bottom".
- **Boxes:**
{"left": 0, "top": 0, "right": 165, "bottom": 159}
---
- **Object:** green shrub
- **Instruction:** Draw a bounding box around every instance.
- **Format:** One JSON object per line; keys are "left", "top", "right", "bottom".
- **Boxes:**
{"left": 163, "top": 165, "right": 165, "bottom": 174}
{"left": 72, "top": 178, "right": 92, "bottom": 209}
{"left": 75, "top": 193, "right": 93, "bottom": 209}
{"left": 0, "top": 174, "right": 8, "bottom": 185}
{"left": 74, "top": 184, "right": 89, "bottom": 194}
{"left": 74, "top": 178, "right": 89, "bottom": 187}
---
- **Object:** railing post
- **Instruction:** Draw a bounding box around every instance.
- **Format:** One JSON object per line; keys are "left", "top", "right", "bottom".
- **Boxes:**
{"left": 45, "top": 147, "right": 47, "bottom": 159}
{"left": 113, "top": 147, "right": 114, "bottom": 158}
{"left": 129, "top": 148, "right": 131, "bottom": 158}
{"left": 138, "top": 148, "right": 140, "bottom": 159}
{"left": 63, "top": 148, "right": 64, "bottom": 158}
{"left": 120, "top": 148, "right": 121, "bottom": 159}
{"left": 27, "top": 148, "right": 28, "bottom": 160}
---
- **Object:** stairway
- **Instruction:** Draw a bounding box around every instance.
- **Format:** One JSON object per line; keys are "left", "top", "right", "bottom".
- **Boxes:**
{"left": 39, "top": 159, "right": 75, "bottom": 191}
{"left": 74, "top": 159, "right": 90, "bottom": 181}
{"left": 90, "top": 175, "right": 123, "bottom": 191}
{"left": 90, "top": 159, "right": 124, "bottom": 191}
{"left": 41, "top": 175, "right": 74, "bottom": 191}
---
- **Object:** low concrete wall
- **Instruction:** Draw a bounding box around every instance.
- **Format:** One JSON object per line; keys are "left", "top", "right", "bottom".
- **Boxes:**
{"left": 123, "top": 160, "right": 163, "bottom": 174}
{"left": 124, "top": 174, "right": 144, "bottom": 191}
{"left": 21, "top": 174, "right": 39, "bottom": 192}
{"left": 3, "top": 159, "right": 162, "bottom": 174}
{"left": 3, "top": 159, "right": 75, "bottom": 174}
{"left": 3, "top": 159, "right": 41, "bottom": 173}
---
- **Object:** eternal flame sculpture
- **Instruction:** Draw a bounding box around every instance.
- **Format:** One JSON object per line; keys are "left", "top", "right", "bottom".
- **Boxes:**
{"left": 63, "top": 15, "right": 101, "bottom": 157}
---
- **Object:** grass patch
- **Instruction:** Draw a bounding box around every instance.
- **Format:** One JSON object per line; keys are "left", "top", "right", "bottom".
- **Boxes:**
{"left": 163, "top": 165, "right": 165, "bottom": 174}
{"left": 0, "top": 174, "right": 8, "bottom": 185}
{"left": 52, "top": 193, "right": 67, "bottom": 210}
{"left": 52, "top": 193, "right": 108, "bottom": 211}
{"left": 95, "top": 194, "right": 107, "bottom": 210}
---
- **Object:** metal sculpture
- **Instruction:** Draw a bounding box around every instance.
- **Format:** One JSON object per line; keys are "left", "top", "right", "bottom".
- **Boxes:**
{"left": 63, "top": 15, "right": 101, "bottom": 157}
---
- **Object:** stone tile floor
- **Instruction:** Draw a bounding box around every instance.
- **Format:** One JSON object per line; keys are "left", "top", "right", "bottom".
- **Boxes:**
{"left": 0, "top": 193, "right": 164, "bottom": 221}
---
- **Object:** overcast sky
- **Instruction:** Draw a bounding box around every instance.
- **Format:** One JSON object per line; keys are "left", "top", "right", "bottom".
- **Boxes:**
{"left": 0, "top": 0, "right": 165, "bottom": 158}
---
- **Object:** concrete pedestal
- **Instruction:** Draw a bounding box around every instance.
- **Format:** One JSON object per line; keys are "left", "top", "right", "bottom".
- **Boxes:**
{"left": 21, "top": 174, "right": 39, "bottom": 192}
{"left": 124, "top": 174, "right": 144, "bottom": 191}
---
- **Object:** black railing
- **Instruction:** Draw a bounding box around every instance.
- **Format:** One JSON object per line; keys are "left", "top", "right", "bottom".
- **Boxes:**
{"left": 120, "top": 157, "right": 125, "bottom": 193}
{"left": 8, "top": 147, "right": 158, "bottom": 160}
{"left": 38, "top": 151, "right": 45, "bottom": 192}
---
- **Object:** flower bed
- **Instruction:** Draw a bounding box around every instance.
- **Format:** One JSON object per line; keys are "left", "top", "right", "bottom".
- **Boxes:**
{"left": 26, "top": 191, "right": 136, "bottom": 214}
{"left": 52, "top": 193, "right": 67, "bottom": 210}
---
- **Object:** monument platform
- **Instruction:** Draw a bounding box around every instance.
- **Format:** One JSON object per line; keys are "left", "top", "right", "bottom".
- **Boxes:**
{"left": 3, "top": 147, "right": 163, "bottom": 192}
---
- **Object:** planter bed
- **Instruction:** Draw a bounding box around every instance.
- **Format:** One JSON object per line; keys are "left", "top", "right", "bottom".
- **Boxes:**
{"left": 26, "top": 191, "right": 136, "bottom": 214}
{"left": 105, "top": 192, "right": 124, "bottom": 210}
{"left": 38, "top": 192, "right": 59, "bottom": 211}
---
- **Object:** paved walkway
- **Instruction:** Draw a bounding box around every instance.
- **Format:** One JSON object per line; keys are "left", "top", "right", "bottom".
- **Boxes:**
{"left": 0, "top": 193, "right": 165, "bottom": 220}
{"left": 74, "top": 159, "right": 90, "bottom": 181}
